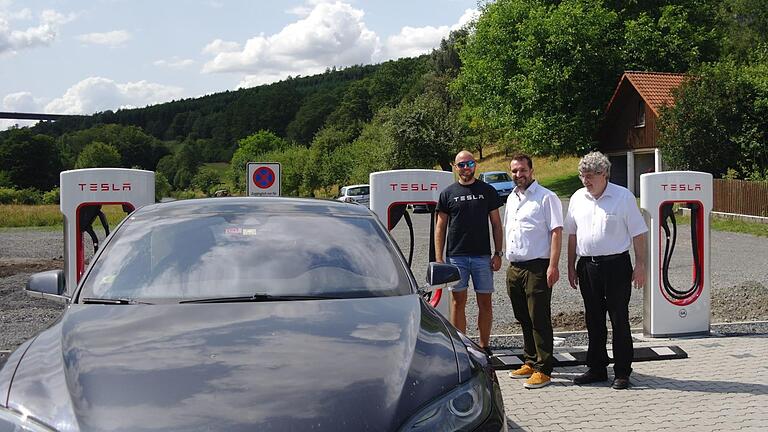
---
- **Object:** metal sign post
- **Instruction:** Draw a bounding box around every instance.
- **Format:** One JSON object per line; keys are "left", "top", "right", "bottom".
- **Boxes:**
{"left": 247, "top": 162, "right": 281, "bottom": 197}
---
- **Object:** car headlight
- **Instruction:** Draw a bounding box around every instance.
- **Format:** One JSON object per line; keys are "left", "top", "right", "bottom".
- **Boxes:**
{"left": 397, "top": 369, "right": 492, "bottom": 431}
{"left": 0, "top": 406, "right": 55, "bottom": 432}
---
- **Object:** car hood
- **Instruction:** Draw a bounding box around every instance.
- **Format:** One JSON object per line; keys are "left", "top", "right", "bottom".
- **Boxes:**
{"left": 490, "top": 181, "right": 514, "bottom": 191}
{"left": 6, "top": 295, "right": 467, "bottom": 432}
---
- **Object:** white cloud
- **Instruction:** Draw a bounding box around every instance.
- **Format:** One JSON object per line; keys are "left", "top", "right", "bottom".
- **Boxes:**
{"left": 76, "top": 30, "right": 131, "bottom": 47}
{"left": 44, "top": 77, "right": 184, "bottom": 115}
{"left": 0, "top": 8, "right": 76, "bottom": 54}
{"left": 376, "top": 8, "right": 478, "bottom": 62}
{"left": 1, "top": 91, "right": 42, "bottom": 130}
{"left": 202, "top": 38, "right": 240, "bottom": 55}
{"left": 203, "top": 1, "right": 378, "bottom": 88}
{"left": 154, "top": 57, "right": 195, "bottom": 69}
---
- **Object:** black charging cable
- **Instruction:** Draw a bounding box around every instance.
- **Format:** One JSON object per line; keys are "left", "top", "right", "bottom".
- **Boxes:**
{"left": 660, "top": 203, "right": 702, "bottom": 299}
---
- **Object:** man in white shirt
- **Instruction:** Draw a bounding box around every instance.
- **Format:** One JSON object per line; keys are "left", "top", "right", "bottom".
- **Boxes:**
{"left": 504, "top": 154, "right": 563, "bottom": 389}
{"left": 565, "top": 151, "right": 648, "bottom": 390}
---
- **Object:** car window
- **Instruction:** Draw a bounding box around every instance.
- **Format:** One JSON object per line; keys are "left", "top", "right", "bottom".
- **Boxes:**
{"left": 484, "top": 173, "right": 511, "bottom": 183}
{"left": 79, "top": 212, "right": 411, "bottom": 302}
{"left": 347, "top": 186, "right": 369, "bottom": 196}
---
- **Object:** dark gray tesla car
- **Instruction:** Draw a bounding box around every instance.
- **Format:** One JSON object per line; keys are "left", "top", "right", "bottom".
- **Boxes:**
{"left": 0, "top": 198, "right": 505, "bottom": 432}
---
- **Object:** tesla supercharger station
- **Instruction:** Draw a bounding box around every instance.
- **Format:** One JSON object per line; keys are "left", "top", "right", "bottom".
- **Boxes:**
{"left": 370, "top": 169, "right": 454, "bottom": 317}
{"left": 640, "top": 171, "right": 712, "bottom": 337}
{"left": 60, "top": 168, "right": 155, "bottom": 294}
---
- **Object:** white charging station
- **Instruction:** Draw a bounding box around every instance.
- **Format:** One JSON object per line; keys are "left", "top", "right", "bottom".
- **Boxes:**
{"left": 640, "top": 171, "right": 712, "bottom": 337}
{"left": 370, "top": 169, "right": 454, "bottom": 317}
{"left": 60, "top": 168, "right": 155, "bottom": 294}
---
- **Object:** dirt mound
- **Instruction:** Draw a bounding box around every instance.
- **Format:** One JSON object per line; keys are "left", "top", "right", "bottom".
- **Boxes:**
{"left": 0, "top": 258, "right": 62, "bottom": 278}
{"left": 712, "top": 281, "right": 768, "bottom": 323}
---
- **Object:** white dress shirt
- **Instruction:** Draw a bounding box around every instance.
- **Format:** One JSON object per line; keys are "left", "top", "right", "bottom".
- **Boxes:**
{"left": 504, "top": 180, "right": 563, "bottom": 262}
{"left": 564, "top": 182, "right": 648, "bottom": 257}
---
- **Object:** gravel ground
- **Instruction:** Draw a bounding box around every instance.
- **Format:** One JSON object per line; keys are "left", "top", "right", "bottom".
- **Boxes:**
{"left": 1, "top": 212, "right": 767, "bottom": 365}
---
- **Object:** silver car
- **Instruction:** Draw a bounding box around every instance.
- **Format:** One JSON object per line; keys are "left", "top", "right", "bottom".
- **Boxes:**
{"left": 337, "top": 184, "right": 370, "bottom": 207}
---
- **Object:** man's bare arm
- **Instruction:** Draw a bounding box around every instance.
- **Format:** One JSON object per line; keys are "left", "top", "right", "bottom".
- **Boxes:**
{"left": 435, "top": 211, "right": 449, "bottom": 263}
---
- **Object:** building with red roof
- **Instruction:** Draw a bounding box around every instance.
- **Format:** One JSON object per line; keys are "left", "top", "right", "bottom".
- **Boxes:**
{"left": 598, "top": 71, "right": 688, "bottom": 194}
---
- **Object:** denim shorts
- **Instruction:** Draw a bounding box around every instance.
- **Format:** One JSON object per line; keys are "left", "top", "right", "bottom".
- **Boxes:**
{"left": 447, "top": 255, "right": 494, "bottom": 294}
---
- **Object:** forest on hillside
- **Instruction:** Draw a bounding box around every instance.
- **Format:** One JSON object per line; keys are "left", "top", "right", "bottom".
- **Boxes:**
{"left": 1, "top": 0, "right": 766, "bottom": 201}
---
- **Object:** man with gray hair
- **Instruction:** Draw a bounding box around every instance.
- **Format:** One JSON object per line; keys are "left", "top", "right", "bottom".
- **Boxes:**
{"left": 565, "top": 151, "right": 647, "bottom": 390}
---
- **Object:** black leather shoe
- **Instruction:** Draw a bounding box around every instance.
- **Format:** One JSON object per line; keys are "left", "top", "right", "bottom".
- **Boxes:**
{"left": 481, "top": 346, "right": 493, "bottom": 357}
{"left": 573, "top": 369, "right": 608, "bottom": 385}
{"left": 612, "top": 377, "right": 630, "bottom": 390}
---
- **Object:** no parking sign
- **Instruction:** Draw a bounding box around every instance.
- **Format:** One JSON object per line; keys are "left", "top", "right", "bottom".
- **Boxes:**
{"left": 247, "top": 162, "right": 281, "bottom": 197}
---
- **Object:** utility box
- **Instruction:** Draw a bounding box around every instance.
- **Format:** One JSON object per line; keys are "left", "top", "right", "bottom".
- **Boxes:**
{"left": 370, "top": 169, "right": 454, "bottom": 317}
{"left": 60, "top": 168, "right": 155, "bottom": 294}
{"left": 640, "top": 171, "right": 712, "bottom": 337}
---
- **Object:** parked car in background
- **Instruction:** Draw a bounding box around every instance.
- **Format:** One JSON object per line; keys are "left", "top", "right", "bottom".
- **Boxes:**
{"left": 1, "top": 198, "right": 506, "bottom": 432}
{"left": 337, "top": 184, "right": 370, "bottom": 207}
{"left": 479, "top": 171, "right": 514, "bottom": 203}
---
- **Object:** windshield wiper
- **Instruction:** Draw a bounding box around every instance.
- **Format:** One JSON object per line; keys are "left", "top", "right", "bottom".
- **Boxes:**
{"left": 81, "top": 297, "right": 153, "bottom": 305}
{"left": 179, "top": 293, "right": 341, "bottom": 304}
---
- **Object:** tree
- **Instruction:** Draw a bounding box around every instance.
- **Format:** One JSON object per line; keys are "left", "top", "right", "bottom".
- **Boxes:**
{"left": 286, "top": 87, "right": 343, "bottom": 145}
{"left": 191, "top": 167, "right": 223, "bottom": 196}
{"left": 388, "top": 92, "right": 463, "bottom": 171}
{"left": 75, "top": 142, "right": 122, "bottom": 168}
{"left": 260, "top": 145, "right": 311, "bottom": 196}
{"left": 622, "top": 5, "right": 720, "bottom": 72}
{"left": 303, "top": 126, "right": 354, "bottom": 194}
{"left": 346, "top": 113, "right": 397, "bottom": 184}
{"left": 229, "top": 130, "right": 287, "bottom": 192}
{"left": 454, "top": 0, "right": 623, "bottom": 155}
{"left": 0, "top": 128, "right": 61, "bottom": 190}
{"left": 659, "top": 59, "right": 768, "bottom": 179}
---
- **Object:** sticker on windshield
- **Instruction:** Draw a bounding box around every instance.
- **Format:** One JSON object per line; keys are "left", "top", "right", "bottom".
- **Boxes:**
{"left": 225, "top": 227, "right": 242, "bottom": 235}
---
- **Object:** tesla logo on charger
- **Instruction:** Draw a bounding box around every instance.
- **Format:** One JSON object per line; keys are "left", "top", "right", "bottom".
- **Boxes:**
{"left": 389, "top": 183, "right": 439, "bottom": 192}
{"left": 78, "top": 183, "right": 132, "bottom": 192}
{"left": 661, "top": 183, "right": 702, "bottom": 192}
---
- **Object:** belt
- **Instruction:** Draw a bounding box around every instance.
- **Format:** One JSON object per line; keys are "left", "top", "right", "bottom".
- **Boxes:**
{"left": 510, "top": 258, "right": 549, "bottom": 266}
{"left": 581, "top": 251, "right": 629, "bottom": 263}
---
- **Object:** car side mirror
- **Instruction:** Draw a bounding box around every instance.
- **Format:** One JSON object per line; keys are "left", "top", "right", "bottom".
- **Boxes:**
{"left": 26, "top": 270, "right": 69, "bottom": 304}
{"left": 425, "top": 262, "right": 460, "bottom": 286}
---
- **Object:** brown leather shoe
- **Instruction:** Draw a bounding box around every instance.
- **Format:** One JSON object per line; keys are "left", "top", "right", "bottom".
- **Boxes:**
{"left": 612, "top": 377, "right": 630, "bottom": 390}
{"left": 573, "top": 369, "right": 608, "bottom": 385}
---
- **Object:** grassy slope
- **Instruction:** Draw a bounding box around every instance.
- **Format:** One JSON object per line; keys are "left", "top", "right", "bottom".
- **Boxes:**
{"left": 476, "top": 148, "right": 582, "bottom": 197}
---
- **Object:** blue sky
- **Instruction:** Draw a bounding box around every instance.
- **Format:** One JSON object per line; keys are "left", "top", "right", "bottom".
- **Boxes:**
{"left": 0, "top": 0, "right": 479, "bottom": 129}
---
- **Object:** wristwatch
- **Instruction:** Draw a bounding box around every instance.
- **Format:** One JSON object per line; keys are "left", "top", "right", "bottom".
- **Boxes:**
{"left": 494, "top": 251, "right": 504, "bottom": 257}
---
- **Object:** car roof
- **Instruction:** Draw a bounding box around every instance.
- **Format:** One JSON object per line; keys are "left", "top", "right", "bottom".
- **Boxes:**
{"left": 482, "top": 171, "right": 507, "bottom": 175}
{"left": 136, "top": 197, "right": 373, "bottom": 219}
{"left": 342, "top": 184, "right": 369, "bottom": 189}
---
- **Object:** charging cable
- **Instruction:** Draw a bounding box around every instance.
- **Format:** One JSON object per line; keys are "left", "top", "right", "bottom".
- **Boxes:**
{"left": 660, "top": 203, "right": 702, "bottom": 300}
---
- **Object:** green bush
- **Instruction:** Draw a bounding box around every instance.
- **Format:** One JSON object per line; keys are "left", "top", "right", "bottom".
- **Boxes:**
{"left": 42, "top": 188, "right": 60, "bottom": 205}
{"left": 0, "top": 187, "right": 17, "bottom": 204}
{"left": 0, "top": 188, "right": 43, "bottom": 204}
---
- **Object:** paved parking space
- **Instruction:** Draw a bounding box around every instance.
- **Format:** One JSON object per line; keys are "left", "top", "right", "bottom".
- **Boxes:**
{"left": 499, "top": 334, "right": 768, "bottom": 431}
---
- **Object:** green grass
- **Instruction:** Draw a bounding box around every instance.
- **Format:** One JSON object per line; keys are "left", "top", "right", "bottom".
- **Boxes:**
{"left": 0, "top": 204, "right": 132, "bottom": 228}
{"left": 475, "top": 148, "right": 582, "bottom": 197}
{"left": 539, "top": 174, "right": 582, "bottom": 197}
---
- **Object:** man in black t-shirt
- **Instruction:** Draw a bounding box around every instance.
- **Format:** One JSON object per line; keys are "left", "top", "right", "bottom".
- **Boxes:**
{"left": 435, "top": 150, "right": 503, "bottom": 355}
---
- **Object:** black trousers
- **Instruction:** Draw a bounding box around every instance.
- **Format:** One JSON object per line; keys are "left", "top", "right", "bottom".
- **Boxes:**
{"left": 577, "top": 254, "right": 634, "bottom": 377}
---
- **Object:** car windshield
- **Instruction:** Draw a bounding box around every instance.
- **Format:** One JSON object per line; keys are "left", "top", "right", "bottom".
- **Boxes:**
{"left": 79, "top": 211, "right": 411, "bottom": 302}
{"left": 484, "top": 173, "right": 511, "bottom": 183}
{"left": 346, "top": 186, "right": 369, "bottom": 196}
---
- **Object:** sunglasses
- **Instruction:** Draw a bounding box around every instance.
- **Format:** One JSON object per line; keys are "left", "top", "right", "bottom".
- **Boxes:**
{"left": 456, "top": 160, "right": 476, "bottom": 169}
